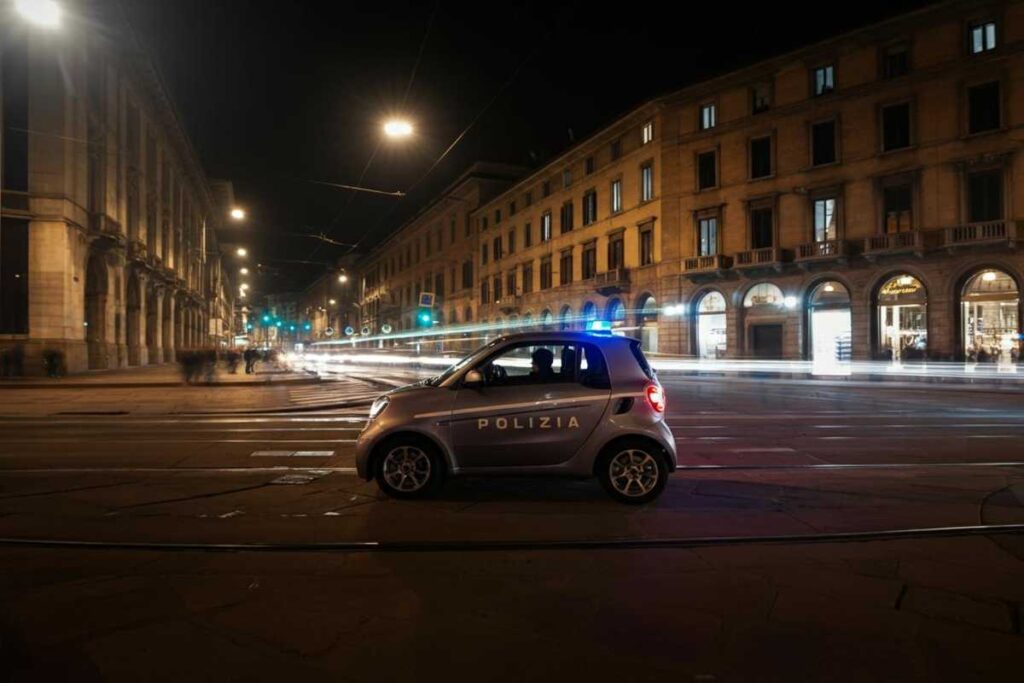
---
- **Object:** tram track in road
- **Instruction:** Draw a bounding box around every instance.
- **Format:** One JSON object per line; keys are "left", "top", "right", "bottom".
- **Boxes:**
{"left": 1, "top": 522, "right": 1022, "bottom": 555}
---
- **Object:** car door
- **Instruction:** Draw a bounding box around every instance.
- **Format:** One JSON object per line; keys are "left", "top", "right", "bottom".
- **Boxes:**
{"left": 451, "top": 341, "right": 611, "bottom": 468}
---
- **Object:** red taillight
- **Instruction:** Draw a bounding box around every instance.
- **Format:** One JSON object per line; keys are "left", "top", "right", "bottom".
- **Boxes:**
{"left": 645, "top": 384, "right": 665, "bottom": 414}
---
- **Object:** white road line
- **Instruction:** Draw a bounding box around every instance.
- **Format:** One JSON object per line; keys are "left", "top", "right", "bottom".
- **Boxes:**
{"left": 731, "top": 447, "right": 798, "bottom": 453}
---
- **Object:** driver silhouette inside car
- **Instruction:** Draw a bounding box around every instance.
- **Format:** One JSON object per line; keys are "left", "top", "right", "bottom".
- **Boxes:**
{"left": 529, "top": 348, "right": 556, "bottom": 382}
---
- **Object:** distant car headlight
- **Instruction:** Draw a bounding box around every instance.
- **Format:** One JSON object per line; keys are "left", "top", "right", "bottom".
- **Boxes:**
{"left": 368, "top": 396, "right": 390, "bottom": 421}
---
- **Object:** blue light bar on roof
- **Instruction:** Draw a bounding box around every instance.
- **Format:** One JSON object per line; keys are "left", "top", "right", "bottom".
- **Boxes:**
{"left": 589, "top": 320, "right": 612, "bottom": 332}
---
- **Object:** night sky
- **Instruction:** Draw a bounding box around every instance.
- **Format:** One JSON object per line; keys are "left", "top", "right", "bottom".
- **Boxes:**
{"left": 125, "top": 0, "right": 935, "bottom": 293}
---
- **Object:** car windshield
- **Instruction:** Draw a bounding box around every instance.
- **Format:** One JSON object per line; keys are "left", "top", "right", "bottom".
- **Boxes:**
{"left": 425, "top": 339, "right": 502, "bottom": 386}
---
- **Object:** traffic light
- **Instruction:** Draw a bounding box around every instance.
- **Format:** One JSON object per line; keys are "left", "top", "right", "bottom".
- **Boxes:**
{"left": 416, "top": 307, "right": 433, "bottom": 327}
{"left": 261, "top": 314, "right": 270, "bottom": 324}
{"left": 303, "top": 323, "right": 312, "bottom": 331}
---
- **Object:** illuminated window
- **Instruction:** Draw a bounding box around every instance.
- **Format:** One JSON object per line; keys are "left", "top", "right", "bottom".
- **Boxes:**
{"left": 814, "top": 197, "right": 838, "bottom": 242}
{"left": 699, "top": 104, "right": 716, "bottom": 131}
{"left": 582, "top": 190, "right": 598, "bottom": 225}
{"left": 752, "top": 82, "right": 772, "bottom": 114}
{"left": 698, "top": 217, "right": 718, "bottom": 257}
{"left": 641, "top": 121, "right": 654, "bottom": 144}
{"left": 969, "top": 21, "right": 997, "bottom": 54}
{"left": 813, "top": 65, "right": 835, "bottom": 96}
{"left": 640, "top": 162, "right": 654, "bottom": 201}
{"left": 611, "top": 179, "right": 623, "bottom": 213}
{"left": 540, "top": 211, "right": 552, "bottom": 241}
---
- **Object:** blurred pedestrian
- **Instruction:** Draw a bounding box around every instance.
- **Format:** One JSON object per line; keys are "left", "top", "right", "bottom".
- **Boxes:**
{"left": 226, "top": 349, "right": 240, "bottom": 374}
{"left": 202, "top": 348, "right": 217, "bottom": 384}
{"left": 42, "top": 349, "right": 65, "bottom": 378}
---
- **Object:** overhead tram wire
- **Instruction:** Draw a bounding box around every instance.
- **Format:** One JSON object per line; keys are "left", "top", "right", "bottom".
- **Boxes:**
{"left": 308, "top": 1, "right": 439, "bottom": 261}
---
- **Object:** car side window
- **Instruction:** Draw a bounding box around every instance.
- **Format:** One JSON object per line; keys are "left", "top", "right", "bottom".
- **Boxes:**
{"left": 579, "top": 344, "right": 611, "bottom": 389}
{"left": 477, "top": 343, "right": 577, "bottom": 387}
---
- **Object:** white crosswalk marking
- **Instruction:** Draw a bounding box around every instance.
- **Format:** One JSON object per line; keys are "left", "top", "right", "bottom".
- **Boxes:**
{"left": 286, "top": 378, "right": 384, "bottom": 408}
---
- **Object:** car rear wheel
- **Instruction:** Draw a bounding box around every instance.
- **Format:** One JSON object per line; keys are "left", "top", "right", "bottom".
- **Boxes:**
{"left": 598, "top": 440, "right": 668, "bottom": 504}
{"left": 374, "top": 437, "right": 444, "bottom": 499}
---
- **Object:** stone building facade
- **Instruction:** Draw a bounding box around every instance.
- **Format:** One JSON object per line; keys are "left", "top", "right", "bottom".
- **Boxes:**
{"left": 353, "top": 0, "right": 1022, "bottom": 364}
{"left": 1, "top": 4, "right": 235, "bottom": 374}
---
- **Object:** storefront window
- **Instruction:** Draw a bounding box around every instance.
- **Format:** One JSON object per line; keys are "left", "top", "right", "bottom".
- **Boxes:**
{"left": 607, "top": 299, "right": 626, "bottom": 329}
{"left": 696, "top": 291, "right": 727, "bottom": 359}
{"left": 743, "top": 282, "right": 784, "bottom": 308}
{"left": 962, "top": 269, "right": 1019, "bottom": 364}
{"left": 638, "top": 294, "right": 658, "bottom": 353}
{"left": 559, "top": 305, "right": 573, "bottom": 331}
{"left": 581, "top": 302, "right": 597, "bottom": 326}
{"left": 540, "top": 309, "right": 553, "bottom": 329}
{"left": 877, "top": 274, "right": 927, "bottom": 361}
{"left": 808, "top": 280, "right": 851, "bottom": 363}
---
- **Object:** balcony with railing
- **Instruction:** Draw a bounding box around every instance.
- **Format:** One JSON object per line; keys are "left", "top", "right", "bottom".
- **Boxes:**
{"left": 734, "top": 246, "right": 785, "bottom": 271}
{"left": 863, "top": 231, "right": 925, "bottom": 259}
{"left": 941, "top": 221, "right": 1017, "bottom": 249}
{"left": 795, "top": 239, "right": 847, "bottom": 264}
{"left": 593, "top": 268, "right": 631, "bottom": 295}
{"left": 682, "top": 254, "right": 732, "bottom": 277}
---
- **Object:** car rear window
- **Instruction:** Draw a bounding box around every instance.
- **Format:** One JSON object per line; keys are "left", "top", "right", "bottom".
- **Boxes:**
{"left": 629, "top": 340, "right": 654, "bottom": 380}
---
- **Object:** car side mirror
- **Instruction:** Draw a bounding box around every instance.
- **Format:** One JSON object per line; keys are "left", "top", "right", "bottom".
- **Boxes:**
{"left": 463, "top": 369, "right": 484, "bottom": 387}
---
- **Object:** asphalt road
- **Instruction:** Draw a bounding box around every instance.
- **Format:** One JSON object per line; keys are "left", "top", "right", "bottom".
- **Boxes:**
{"left": 1, "top": 376, "right": 1023, "bottom": 681}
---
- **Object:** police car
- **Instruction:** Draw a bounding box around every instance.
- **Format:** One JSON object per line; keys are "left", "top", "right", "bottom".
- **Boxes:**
{"left": 354, "top": 330, "right": 676, "bottom": 504}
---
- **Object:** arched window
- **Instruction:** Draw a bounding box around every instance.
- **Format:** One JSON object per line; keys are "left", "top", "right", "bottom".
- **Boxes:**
{"left": 606, "top": 298, "right": 625, "bottom": 326}
{"left": 559, "top": 305, "right": 573, "bottom": 330}
{"left": 808, "top": 280, "right": 851, "bottom": 362}
{"left": 961, "top": 269, "right": 1019, "bottom": 364}
{"left": 743, "top": 282, "right": 784, "bottom": 308}
{"left": 695, "top": 291, "right": 726, "bottom": 359}
{"left": 540, "top": 309, "right": 553, "bottom": 328}
{"left": 876, "top": 274, "right": 927, "bottom": 362}
{"left": 637, "top": 294, "right": 659, "bottom": 352}
{"left": 581, "top": 301, "right": 597, "bottom": 324}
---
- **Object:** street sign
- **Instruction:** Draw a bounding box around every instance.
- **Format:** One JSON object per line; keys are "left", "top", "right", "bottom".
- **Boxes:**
{"left": 360, "top": 325, "right": 371, "bottom": 336}
{"left": 344, "top": 326, "right": 355, "bottom": 336}
{"left": 381, "top": 323, "right": 393, "bottom": 334}
{"left": 324, "top": 327, "right": 335, "bottom": 336}
{"left": 418, "top": 292, "right": 435, "bottom": 308}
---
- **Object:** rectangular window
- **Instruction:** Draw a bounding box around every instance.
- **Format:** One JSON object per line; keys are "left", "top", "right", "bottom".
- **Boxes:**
{"left": 750, "top": 136, "right": 772, "bottom": 178}
{"left": 882, "top": 103, "right": 911, "bottom": 151}
{"left": 585, "top": 156, "right": 594, "bottom": 174}
{"left": 608, "top": 235, "right": 624, "bottom": 270}
{"left": 559, "top": 251, "right": 573, "bottom": 286}
{"left": 509, "top": 201, "right": 516, "bottom": 216}
{"left": 562, "top": 168, "right": 572, "bottom": 188}
{"left": 698, "top": 217, "right": 718, "bottom": 257}
{"left": 883, "top": 184, "right": 913, "bottom": 233}
{"left": 540, "top": 259, "right": 552, "bottom": 290}
{"left": 493, "top": 276, "right": 502, "bottom": 302}
{"left": 524, "top": 222, "right": 533, "bottom": 248}
{"left": 450, "top": 217, "right": 456, "bottom": 242}
{"left": 508, "top": 229, "right": 516, "bottom": 255}
{"left": 640, "top": 162, "right": 654, "bottom": 201}
{"left": 813, "top": 65, "right": 835, "bottom": 96}
{"left": 522, "top": 262, "right": 534, "bottom": 294}
{"left": 640, "top": 228, "right": 654, "bottom": 266}
{"left": 506, "top": 271, "right": 517, "bottom": 297}
{"left": 493, "top": 236, "right": 503, "bottom": 260}
{"left": 967, "top": 169, "right": 1003, "bottom": 222}
{"left": 525, "top": 192, "right": 532, "bottom": 206}
{"left": 495, "top": 209, "right": 502, "bottom": 224}
{"left": 814, "top": 197, "right": 838, "bottom": 241}
{"left": 542, "top": 181, "right": 551, "bottom": 198}
{"left": 968, "top": 81, "right": 1001, "bottom": 134}
{"left": 697, "top": 151, "right": 717, "bottom": 190}
{"left": 811, "top": 120, "right": 837, "bottom": 166}
{"left": 0, "top": 218, "right": 30, "bottom": 333}
{"left": 582, "top": 190, "right": 598, "bottom": 225}
{"left": 2, "top": 43, "right": 30, "bottom": 193}
{"left": 750, "top": 207, "right": 774, "bottom": 249}
{"left": 700, "top": 104, "right": 716, "bottom": 130}
{"left": 752, "top": 82, "right": 772, "bottom": 114}
{"left": 541, "top": 211, "right": 552, "bottom": 241}
{"left": 560, "top": 201, "right": 574, "bottom": 233}
{"left": 481, "top": 216, "right": 488, "bottom": 230}
{"left": 611, "top": 179, "right": 623, "bottom": 213}
{"left": 582, "top": 243, "right": 597, "bottom": 279}
{"left": 462, "top": 260, "right": 473, "bottom": 289}
{"left": 481, "top": 280, "right": 490, "bottom": 304}
{"left": 642, "top": 121, "right": 654, "bottom": 144}
{"left": 970, "top": 21, "right": 997, "bottom": 54}
{"left": 481, "top": 243, "right": 488, "bottom": 265}
{"left": 610, "top": 138, "right": 622, "bottom": 160}
{"left": 883, "top": 45, "right": 910, "bottom": 78}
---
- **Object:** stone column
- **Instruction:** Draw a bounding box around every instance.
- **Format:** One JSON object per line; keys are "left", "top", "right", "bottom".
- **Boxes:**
{"left": 162, "top": 291, "right": 176, "bottom": 362}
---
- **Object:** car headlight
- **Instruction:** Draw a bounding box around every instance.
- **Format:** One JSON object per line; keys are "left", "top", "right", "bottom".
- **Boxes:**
{"left": 368, "top": 396, "right": 390, "bottom": 421}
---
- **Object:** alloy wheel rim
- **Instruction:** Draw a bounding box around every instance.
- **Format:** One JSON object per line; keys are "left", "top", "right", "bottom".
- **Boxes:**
{"left": 382, "top": 446, "right": 431, "bottom": 492}
{"left": 609, "top": 449, "right": 660, "bottom": 497}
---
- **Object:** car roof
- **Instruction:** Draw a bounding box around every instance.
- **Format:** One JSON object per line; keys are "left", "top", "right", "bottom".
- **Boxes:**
{"left": 491, "top": 331, "right": 639, "bottom": 346}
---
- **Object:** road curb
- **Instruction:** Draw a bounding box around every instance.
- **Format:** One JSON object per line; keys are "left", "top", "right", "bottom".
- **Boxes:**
{"left": 0, "top": 374, "right": 322, "bottom": 390}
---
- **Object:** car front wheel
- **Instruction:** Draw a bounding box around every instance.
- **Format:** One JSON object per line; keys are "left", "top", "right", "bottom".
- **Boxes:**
{"left": 374, "top": 437, "right": 444, "bottom": 499}
{"left": 598, "top": 440, "right": 668, "bottom": 504}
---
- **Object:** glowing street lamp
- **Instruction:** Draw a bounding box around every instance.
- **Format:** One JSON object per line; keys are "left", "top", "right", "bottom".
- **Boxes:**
{"left": 15, "top": 0, "right": 62, "bottom": 29}
{"left": 338, "top": 274, "right": 349, "bottom": 284}
{"left": 230, "top": 208, "right": 246, "bottom": 221}
{"left": 236, "top": 247, "right": 247, "bottom": 257}
{"left": 240, "top": 283, "right": 250, "bottom": 291}
{"left": 239, "top": 267, "right": 249, "bottom": 275}
{"left": 383, "top": 119, "right": 413, "bottom": 139}
{"left": 329, "top": 298, "right": 337, "bottom": 305}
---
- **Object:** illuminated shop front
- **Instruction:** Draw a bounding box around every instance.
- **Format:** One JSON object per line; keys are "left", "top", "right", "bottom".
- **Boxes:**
{"left": 559, "top": 305, "right": 573, "bottom": 331}
{"left": 606, "top": 298, "right": 626, "bottom": 332}
{"left": 695, "top": 291, "right": 727, "bottom": 359}
{"left": 743, "top": 283, "right": 786, "bottom": 359}
{"left": 961, "top": 269, "right": 1020, "bottom": 364}
{"left": 581, "top": 301, "right": 598, "bottom": 328}
{"left": 637, "top": 294, "right": 658, "bottom": 353}
{"left": 876, "top": 274, "right": 927, "bottom": 361}
{"left": 808, "top": 280, "right": 852, "bottom": 363}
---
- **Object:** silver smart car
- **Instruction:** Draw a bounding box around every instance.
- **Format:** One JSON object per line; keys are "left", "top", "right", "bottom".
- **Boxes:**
{"left": 354, "top": 331, "right": 677, "bottom": 504}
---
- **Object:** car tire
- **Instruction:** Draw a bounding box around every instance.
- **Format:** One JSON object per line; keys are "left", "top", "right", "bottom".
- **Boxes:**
{"left": 373, "top": 436, "right": 445, "bottom": 499}
{"left": 597, "top": 439, "right": 669, "bottom": 505}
